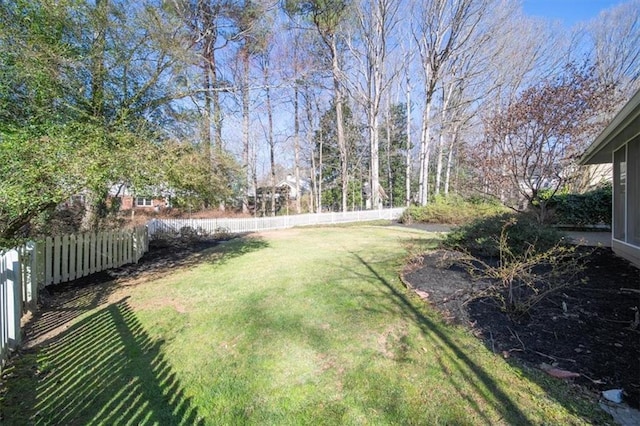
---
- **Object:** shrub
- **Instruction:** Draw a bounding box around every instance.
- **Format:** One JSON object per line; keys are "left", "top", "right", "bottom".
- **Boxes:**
{"left": 400, "top": 195, "right": 507, "bottom": 225}
{"left": 444, "top": 213, "right": 565, "bottom": 258}
{"left": 548, "top": 184, "right": 612, "bottom": 227}
{"left": 453, "top": 218, "right": 588, "bottom": 316}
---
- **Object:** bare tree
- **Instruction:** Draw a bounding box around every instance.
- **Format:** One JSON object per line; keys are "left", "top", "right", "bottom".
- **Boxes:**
{"left": 170, "top": 0, "right": 232, "bottom": 154}
{"left": 257, "top": 47, "right": 278, "bottom": 216}
{"left": 277, "top": 13, "right": 323, "bottom": 214}
{"left": 349, "top": 0, "right": 401, "bottom": 209}
{"left": 229, "top": 1, "right": 269, "bottom": 213}
{"left": 586, "top": 0, "right": 640, "bottom": 99}
{"left": 286, "top": 0, "right": 352, "bottom": 211}
{"left": 411, "top": 0, "right": 489, "bottom": 206}
{"left": 476, "top": 64, "right": 611, "bottom": 223}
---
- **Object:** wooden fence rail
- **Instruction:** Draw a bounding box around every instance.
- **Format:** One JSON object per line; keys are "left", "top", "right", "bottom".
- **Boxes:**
{"left": 0, "top": 226, "right": 148, "bottom": 369}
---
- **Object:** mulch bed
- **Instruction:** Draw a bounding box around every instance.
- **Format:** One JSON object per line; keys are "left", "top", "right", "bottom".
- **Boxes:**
{"left": 403, "top": 247, "right": 640, "bottom": 409}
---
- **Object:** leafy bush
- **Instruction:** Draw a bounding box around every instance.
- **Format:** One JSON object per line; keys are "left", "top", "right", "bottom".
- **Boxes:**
{"left": 444, "top": 213, "right": 565, "bottom": 258}
{"left": 400, "top": 195, "right": 507, "bottom": 225}
{"left": 548, "top": 184, "right": 612, "bottom": 226}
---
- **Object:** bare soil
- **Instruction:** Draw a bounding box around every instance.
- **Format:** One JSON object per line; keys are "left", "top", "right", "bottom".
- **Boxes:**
{"left": 403, "top": 247, "right": 640, "bottom": 409}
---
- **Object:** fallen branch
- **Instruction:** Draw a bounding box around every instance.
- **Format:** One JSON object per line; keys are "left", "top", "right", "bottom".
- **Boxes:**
{"left": 533, "top": 350, "right": 576, "bottom": 364}
{"left": 507, "top": 326, "right": 526, "bottom": 351}
{"left": 580, "top": 372, "right": 606, "bottom": 385}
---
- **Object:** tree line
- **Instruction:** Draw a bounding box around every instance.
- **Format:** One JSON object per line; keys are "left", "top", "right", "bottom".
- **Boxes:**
{"left": 1, "top": 0, "right": 639, "bottom": 243}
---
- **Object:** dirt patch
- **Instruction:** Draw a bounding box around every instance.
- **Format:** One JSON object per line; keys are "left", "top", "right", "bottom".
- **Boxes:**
{"left": 403, "top": 247, "right": 640, "bottom": 409}
{"left": 378, "top": 324, "right": 410, "bottom": 361}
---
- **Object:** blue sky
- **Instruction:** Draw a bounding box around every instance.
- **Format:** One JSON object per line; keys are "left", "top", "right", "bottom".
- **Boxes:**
{"left": 522, "top": 0, "right": 630, "bottom": 26}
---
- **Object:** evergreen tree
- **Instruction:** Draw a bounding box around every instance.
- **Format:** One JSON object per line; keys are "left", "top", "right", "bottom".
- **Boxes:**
{"left": 380, "top": 103, "right": 409, "bottom": 207}
{"left": 313, "top": 103, "right": 364, "bottom": 210}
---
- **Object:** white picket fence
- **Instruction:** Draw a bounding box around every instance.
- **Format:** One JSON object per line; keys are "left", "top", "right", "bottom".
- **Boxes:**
{"left": 0, "top": 226, "right": 148, "bottom": 368}
{"left": 148, "top": 207, "right": 405, "bottom": 236}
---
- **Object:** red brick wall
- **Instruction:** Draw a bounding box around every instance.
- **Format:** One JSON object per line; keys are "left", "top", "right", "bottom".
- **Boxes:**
{"left": 118, "top": 196, "right": 165, "bottom": 210}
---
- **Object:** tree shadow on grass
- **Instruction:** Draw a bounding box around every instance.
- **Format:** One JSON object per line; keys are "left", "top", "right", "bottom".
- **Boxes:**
{"left": 350, "top": 252, "right": 534, "bottom": 425}
{"left": 110, "top": 234, "right": 269, "bottom": 282}
{"left": 22, "top": 235, "right": 269, "bottom": 347}
{"left": 2, "top": 298, "right": 203, "bottom": 425}
{"left": 1, "top": 235, "right": 271, "bottom": 423}
{"left": 201, "top": 236, "right": 270, "bottom": 269}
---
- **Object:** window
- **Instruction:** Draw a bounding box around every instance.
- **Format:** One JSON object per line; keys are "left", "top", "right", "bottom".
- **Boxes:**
{"left": 613, "top": 146, "right": 626, "bottom": 241}
{"left": 627, "top": 137, "right": 639, "bottom": 246}
{"left": 135, "top": 197, "right": 153, "bottom": 207}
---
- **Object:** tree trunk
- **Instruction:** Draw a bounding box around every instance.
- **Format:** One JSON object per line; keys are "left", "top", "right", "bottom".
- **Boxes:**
{"left": 418, "top": 101, "right": 432, "bottom": 205}
{"left": 265, "top": 69, "right": 276, "bottom": 217}
{"left": 318, "top": 128, "right": 324, "bottom": 213}
{"left": 385, "top": 97, "right": 393, "bottom": 207}
{"left": 91, "top": 0, "right": 107, "bottom": 119}
{"left": 293, "top": 85, "right": 302, "bottom": 214}
{"left": 330, "top": 37, "right": 348, "bottom": 212}
{"left": 241, "top": 52, "right": 250, "bottom": 214}
{"left": 435, "top": 84, "right": 454, "bottom": 196}
{"left": 370, "top": 104, "right": 380, "bottom": 209}
{"left": 444, "top": 128, "right": 457, "bottom": 195}
{"left": 405, "top": 73, "right": 412, "bottom": 206}
{"left": 434, "top": 132, "right": 445, "bottom": 196}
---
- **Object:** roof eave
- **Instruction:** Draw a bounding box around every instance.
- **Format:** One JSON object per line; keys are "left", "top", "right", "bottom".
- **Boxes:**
{"left": 579, "top": 88, "right": 640, "bottom": 165}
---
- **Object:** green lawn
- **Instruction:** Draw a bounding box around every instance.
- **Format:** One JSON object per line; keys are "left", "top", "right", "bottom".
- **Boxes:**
{"left": 1, "top": 224, "right": 606, "bottom": 425}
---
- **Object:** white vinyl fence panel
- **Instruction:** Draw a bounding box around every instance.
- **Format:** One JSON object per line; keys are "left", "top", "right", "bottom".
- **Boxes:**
{"left": 32, "top": 226, "right": 148, "bottom": 288}
{"left": 0, "top": 226, "right": 148, "bottom": 370}
{"left": 148, "top": 208, "right": 405, "bottom": 236}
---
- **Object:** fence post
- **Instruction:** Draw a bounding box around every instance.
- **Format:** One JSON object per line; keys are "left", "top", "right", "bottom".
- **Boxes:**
{"left": 133, "top": 227, "right": 140, "bottom": 263}
{"left": 22, "top": 242, "right": 37, "bottom": 310}
{"left": 35, "top": 240, "right": 45, "bottom": 289}
{"left": 5, "top": 250, "right": 22, "bottom": 348}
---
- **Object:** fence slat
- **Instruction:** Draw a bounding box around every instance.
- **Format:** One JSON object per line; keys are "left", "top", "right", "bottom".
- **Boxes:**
{"left": 68, "top": 235, "right": 76, "bottom": 281}
{"left": 89, "top": 233, "right": 96, "bottom": 275}
{"left": 125, "top": 231, "right": 132, "bottom": 264}
{"left": 61, "top": 234, "right": 69, "bottom": 283}
{"left": 35, "top": 241, "right": 44, "bottom": 289}
{"left": 75, "top": 234, "right": 84, "bottom": 279}
{"left": 82, "top": 233, "right": 90, "bottom": 278}
{"left": 98, "top": 231, "right": 103, "bottom": 273}
{"left": 1, "top": 254, "right": 7, "bottom": 368}
{"left": 45, "top": 237, "right": 53, "bottom": 286}
{"left": 53, "top": 236, "right": 61, "bottom": 285}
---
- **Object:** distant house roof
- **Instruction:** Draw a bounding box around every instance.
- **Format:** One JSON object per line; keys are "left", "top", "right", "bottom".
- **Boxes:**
{"left": 580, "top": 88, "right": 640, "bottom": 165}
{"left": 276, "top": 175, "right": 311, "bottom": 194}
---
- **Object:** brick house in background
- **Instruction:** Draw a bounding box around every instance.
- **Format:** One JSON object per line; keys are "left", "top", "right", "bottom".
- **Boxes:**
{"left": 109, "top": 184, "right": 168, "bottom": 212}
